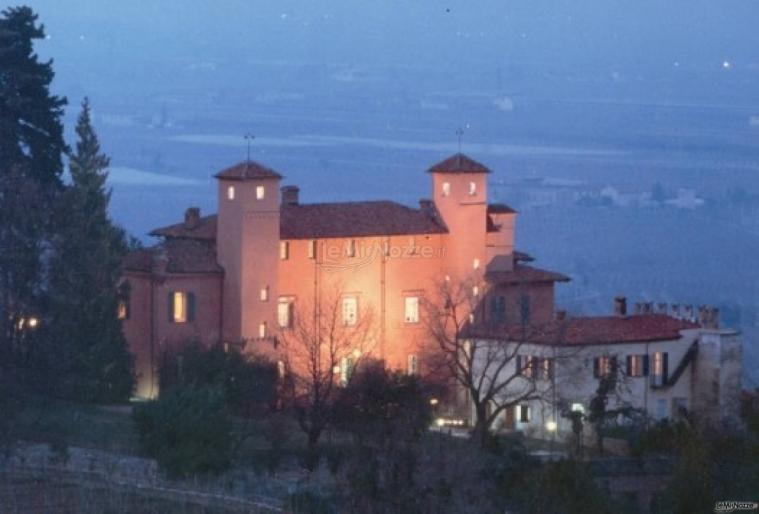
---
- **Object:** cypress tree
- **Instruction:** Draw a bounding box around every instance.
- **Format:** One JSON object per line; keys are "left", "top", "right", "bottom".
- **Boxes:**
{"left": 0, "top": 7, "right": 66, "bottom": 369}
{"left": 0, "top": 6, "right": 67, "bottom": 185}
{"left": 48, "top": 98, "right": 134, "bottom": 403}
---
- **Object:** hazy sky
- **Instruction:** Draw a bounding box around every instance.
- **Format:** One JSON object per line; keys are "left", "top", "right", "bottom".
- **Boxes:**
{"left": 22, "top": 0, "right": 759, "bottom": 74}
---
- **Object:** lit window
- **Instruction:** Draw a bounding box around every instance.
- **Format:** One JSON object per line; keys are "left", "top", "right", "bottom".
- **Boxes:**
{"left": 117, "top": 300, "right": 129, "bottom": 320}
{"left": 518, "top": 355, "right": 535, "bottom": 378}
{"left": 260, "top": 286, "right": 269, "bottom": 302}
{"left": 407, "top": 354, "right": 419, "bottom": 375}
{"left": 473, "top": 258, "right": 480, "bottom": 270}
{"left": 172, "top": 292, "right": 187, "bottom": 323}
{"left": 256, "top": 185, "right": 265, "bottom": 200}
{"left": 594, "top": 356, "right": 616, "bottom": 378}
{"left": 346, "top": 239, "right": 356, "bottom": 258}
{"left": 227, "top": 185, "right": 235, "bottom": 200}
{"left": 626, "top": 355, "right": 646, "bottom": 377}
{"left": 517, "top": 404, "right": 531, "bottom": 423}
{"left": 308, "top": 240, "right": 316, "bottom": 259}
{"left": 404, "top": 296, "right": 419, "bottom": 323}
{"left": 280, "top": 241, "right": 289, "bottom": 260}
{"left": 277, "top": 298, "right": 293, "bottom": 328}
{"left": 571, "top": 403, "right": 585, "bottom": 414}
{"left": 442, "top": 182, "right": 451, "bottom": 196}
{"left": 259, "top": 322, "right": 267, "bottom": 338}
{"left": 541, "top": 358, "right": 553, "bottom": 380}
{"left": 169, "top": 291, "right": 194, "bottom": 323}
{"left": 340, "top": 356, "right": 354, "bottom": 384}
{"left": 652, "top": 351, "right": 668, "bottom": 386}
{"left": 468, "top": 182, "right": 477, "bottom": 195}
{"left": 342, "top": 297, "right": 358, "bottom": 326}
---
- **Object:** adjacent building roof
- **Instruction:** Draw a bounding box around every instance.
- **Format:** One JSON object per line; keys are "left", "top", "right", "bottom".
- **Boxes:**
{"left": 467, "top": 314, "right": 698, "bottom": 346}
{"left": 123, "top": 239, "right": 222, "bottom": 275}
{"left": 214, "top": 161, "right": 283, "bottom": 181}
{"left": 427, "top": 153, "right": 492, "bottom": 174}
{"left": 150, "top": 201, "right": 448, "bottom": 241}
{"left": 486, "top": 264, "right": 570, "bottom": 285}
{"left": 487, "top": 203, "right": 517, "bottom": 214}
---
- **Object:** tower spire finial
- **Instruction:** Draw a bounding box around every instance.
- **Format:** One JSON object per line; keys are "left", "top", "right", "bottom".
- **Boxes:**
{"left": 455, "top": 127, "right": 464, "bottom": 167}
{"left": 244, "top": 133, "right": 255, "bottom": 165}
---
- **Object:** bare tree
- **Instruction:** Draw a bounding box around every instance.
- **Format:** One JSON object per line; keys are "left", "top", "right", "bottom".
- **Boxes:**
{"left": 422, "top": 274, "right": 564, "bottom": 444}
{"left": 278, "top": 286, "right": 376, "bottom": 464}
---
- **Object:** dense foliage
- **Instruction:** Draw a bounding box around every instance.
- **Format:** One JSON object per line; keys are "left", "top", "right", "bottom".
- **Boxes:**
{"left": 133, "top": 385, "right": 233, "bottom": 477}
{"left": 159, "top": 341, "right": 278, "bottom": 415}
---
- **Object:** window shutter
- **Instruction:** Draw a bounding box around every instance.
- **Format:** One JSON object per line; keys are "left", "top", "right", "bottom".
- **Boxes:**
{"left": 168, "top": 292, "right": 174, "bottom": 323}
{"left": 593, "top": 357, "right": 600, "bottom": 378}
{"left": 626, "top": 355, "right": 632, "bottom": 376}
{"left": 643, "top": 355, "right": 650, "bottom": 376}
{"left": 516, "top": 355, "right": 522, "bottom": 376}
{"left": 662, "top": 352, "right": 669, "bottom": 384}
{"left": 188, "top": 292, "right": 196, "bottom": 322}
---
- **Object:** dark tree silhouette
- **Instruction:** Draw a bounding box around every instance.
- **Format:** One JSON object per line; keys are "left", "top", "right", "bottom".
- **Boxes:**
{"left": 46, "top": 99, "right": 134, "bottom": 402}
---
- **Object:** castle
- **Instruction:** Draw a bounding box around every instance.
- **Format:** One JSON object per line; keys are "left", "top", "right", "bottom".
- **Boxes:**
{"left": 121, "top": 153, "right": 742, "bottom": 432}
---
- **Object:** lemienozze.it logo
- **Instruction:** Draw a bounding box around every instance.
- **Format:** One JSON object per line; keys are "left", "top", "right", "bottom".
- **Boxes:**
{"left": 714, "top": 501, "right": 758, "bottom": 513}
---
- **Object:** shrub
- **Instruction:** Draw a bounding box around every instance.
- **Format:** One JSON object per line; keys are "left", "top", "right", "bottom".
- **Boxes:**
{"left": 159, "top": 341, "right": 278, "bottom": 416}
{"left": 133, "top": 385, "right": 232, "bottom": 477}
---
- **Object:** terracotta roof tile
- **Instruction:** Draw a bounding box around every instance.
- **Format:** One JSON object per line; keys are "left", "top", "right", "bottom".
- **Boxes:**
{"left": 123, "top": 239, "right": 221, "bottom": 274}
{"left": 280, "top": 201, "right": 446, "bottom": 239}
{"left": 467, "top": 314, "right": 698, "bottom": 346}
{"left": 214, "top": 161, "right": 283, "bottom": 181}
{"left": 486, "top": 264, "right": 570, "bottom": 285}
{"left": 427, "top": 153, "right": 491, "bottom": 174}
{"left": 149, "top": 201, "right": 447, "bottom": 241}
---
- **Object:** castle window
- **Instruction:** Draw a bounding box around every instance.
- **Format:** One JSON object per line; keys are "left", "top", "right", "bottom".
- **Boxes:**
{"left": 308, "top": 240, "right": 316, "bottom": 259}
{"left": 169, "top": 291, "right": 195, "bottom": 324}
{"left": 260, "top": 286, "right": 269, "bottom": 302}
{"left": 516, "top": 404, "right": 531, "bottom": 423}
{"left": 626, "top": 355, "right": 648, "bottom": 377}
{"left": 593, "top": 356, "right": 616, "bottom": 378}
{"left": 256, "top": 185, "right": 265, "bottom": 200}
{"left": 259, "top": 321, "right": 267, "bottom": 338}
{"left": 117, "top": 299, "right": 130, "bottom": 320}
{"left": 277, "top": 360, "right": 286, "bottom": 379}
{"left": 340, "top": 356, "right": 355, "bottom": 385}
{"left": 407, "top": 354, "right": 419, "bottom": 375}
{"left": 277, "top": 298, "right": 293, "bottom": 328}
{"left": 404, "top": 296, "right": 419, "bottom": 323}
{"left": 442, "top": 182, "right": 451, "bottom": 197}
{"left": 227, "top": 185, "right": 235, "bottom": 200}
{"left": 280, "top": 241, "right": 289, "bottom": 260}
{"left": 468, "top": 182, "right": 477, "bottom": 196}
{"left": 472, "top": 285, "right": 479, "bottom": 297}
{"left": 652, "top": 351, "right": 668, "bottom": 386}
{"left": 347, "top": 239, "right": 356, "bottom": 258}
{"left": 342, "top": 296, "right": 358, "bottom": 326}
{"left": 473, "top": 258, "right": 480, "bottom": 270}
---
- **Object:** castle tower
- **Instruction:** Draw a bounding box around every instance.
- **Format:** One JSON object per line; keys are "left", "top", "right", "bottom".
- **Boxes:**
{"left": 429, "top": 153, "right": 490, "bottom": 281}
{"left": 215, "top": 161, "right": 281, "bottom": 348}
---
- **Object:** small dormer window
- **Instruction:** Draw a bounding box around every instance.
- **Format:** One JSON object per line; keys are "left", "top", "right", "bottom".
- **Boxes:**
{"left": 227, "top": 186, "right": 235, "bottom": 200}
{"left": 256, "top": 185, "right": 265, "bottom": 200}
{"left": 442, "top": 182, "right": 451, "bottom": 197}
{"left": 468, "top": 182, "right": 477, "bottom": 196}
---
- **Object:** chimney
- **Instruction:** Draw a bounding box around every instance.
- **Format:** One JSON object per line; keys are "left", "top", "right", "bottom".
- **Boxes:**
{"left": 184, "top": 207, "right": 200, "bottom": 229}
{"left": 613, "top": 296, "right": 627, "bottom": 316}
{"left": 281, "top": 185, "right": 300, "bottom": 206}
